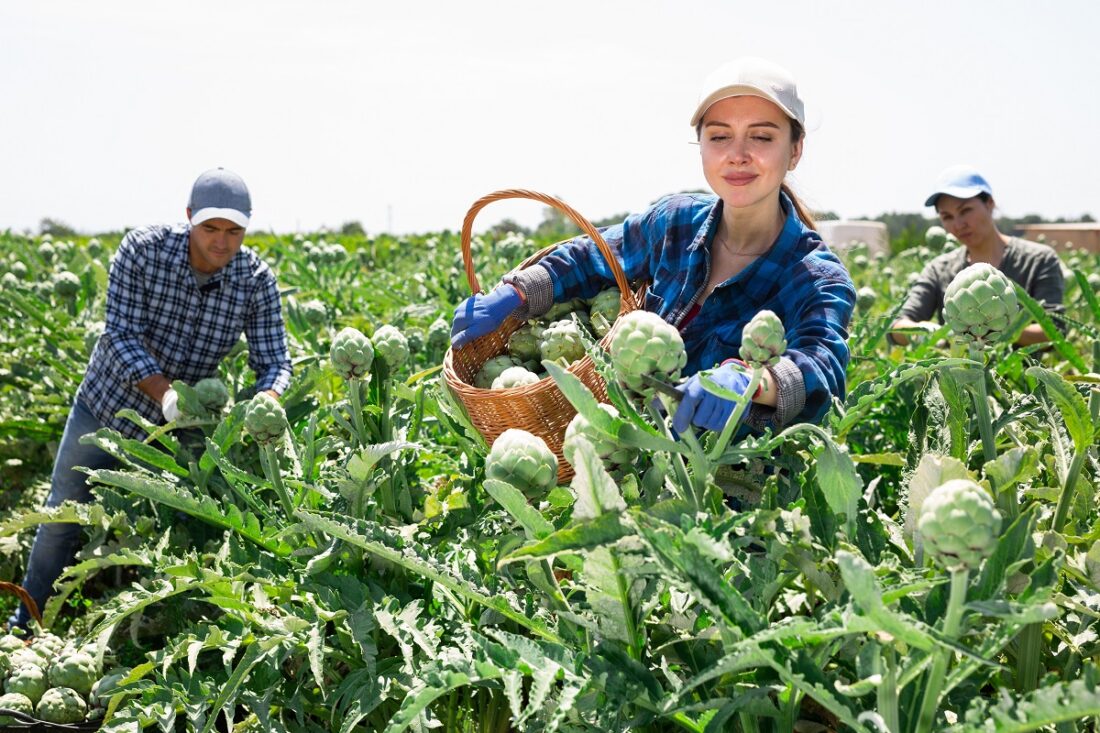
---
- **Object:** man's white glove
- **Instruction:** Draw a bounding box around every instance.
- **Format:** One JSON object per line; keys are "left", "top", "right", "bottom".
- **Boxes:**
{"left": 161, "top": 388, "right": 182, "bottom": 422}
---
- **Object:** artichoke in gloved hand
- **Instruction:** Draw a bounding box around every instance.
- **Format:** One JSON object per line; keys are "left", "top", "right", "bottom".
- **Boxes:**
{"left": 244, "top": 393, "right": 288, "bottom": 445}
{"left": 373, "top": 325, "right": 410, "bottom": 370}
{"left": 588, "top": 287, "right": 621, "bottom": 337}
{"left": 193, "top": 378, "right": 230, "bottom": 414}
{"left": 330, "top": 327, "right": 375, "bottom": 379}
{"left": 485, "top": 429, "right": 558, "bottom": 499}
{"left": 739, "top": 310, "right": 787, "bottom": 368}
{"left": 942, "top": 263, "right": 1019, "bottom": 342}
{"left": 917, "top": 478, "right": 1002, "bottom": 571}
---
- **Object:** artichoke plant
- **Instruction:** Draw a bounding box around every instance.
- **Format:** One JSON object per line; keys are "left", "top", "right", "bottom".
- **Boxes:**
{"left": 925, "top": 225, "right": 948, "bottom": 249}
{"left": 330, "top": 327, "right": 375, "bottom": 379}
{"left": 491, "top": 366, "right": 541, "bottom": 390}
{"left": 739, "top": 310, "right": 787, "bottom": 368}
{"left": 856, "top": 286, "right": 877, "bottom": 311}
{"left": 474, "top": 355, "right": 523, "bottom": 389}
{"left": 539, "top": 320, "right": 586, "bottom": 366}
{"left": 193, "top": 377, "right": 230, "bottom": 414}
{"left": 609, "top": 311, "right": 687, "bottom": 394}
{"left": 942, "top": 263, "right": 1019, "bottom": 342}
{"left": 917, "top": 478, "right": 1002, "bottom": 571}
{"left": 299, "top": 299, "right": 328, "bottom": 327}
{"left": 53, "top": 271, "right": 80, "bottom": 298}
{"left": 485, "top": 429, "right": 558, "bottom": 499}
{"left": 427, "top": 317, "right": 450, "bottom": 352}
{"left": 563, "top": 403, "right": 634, "bottom": 468}
{"left": 244, "top": 393, "right": 288, "bottom": 445}
{"left": 373, "top": 325, "right": 410, "bottom": 370}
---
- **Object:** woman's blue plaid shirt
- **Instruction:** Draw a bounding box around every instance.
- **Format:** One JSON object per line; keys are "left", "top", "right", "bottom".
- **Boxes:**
{"left": 536, "top": 192, "right": 856, "bottom": 427}
{"left": 77, "top": 224, "right": 292, "bottom": 439}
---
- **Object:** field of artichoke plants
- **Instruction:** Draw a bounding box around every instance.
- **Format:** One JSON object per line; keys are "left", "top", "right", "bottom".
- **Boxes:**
{"left": 0, "top": 222, "right": 1098, "bottom": 733}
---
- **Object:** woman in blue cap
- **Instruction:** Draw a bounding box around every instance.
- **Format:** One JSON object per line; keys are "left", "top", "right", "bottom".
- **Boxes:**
{"left": 890, "top": 165, "right": 1065, "bottom": 345}
{"left": 452, "top": 58, "right": 856, "bottom": 436}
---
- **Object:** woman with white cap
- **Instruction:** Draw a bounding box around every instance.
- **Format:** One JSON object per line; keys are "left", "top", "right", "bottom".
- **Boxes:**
{"left": 452, "top": 57, "right": 856, "bottom": 434}
{"left": 890, "top": 165, "right": 1065, "bottom": 346}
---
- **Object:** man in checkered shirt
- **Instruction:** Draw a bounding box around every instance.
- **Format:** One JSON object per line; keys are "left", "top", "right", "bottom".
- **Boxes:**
{"left": 10, "top": 168, "right": 292, "bottom": 629}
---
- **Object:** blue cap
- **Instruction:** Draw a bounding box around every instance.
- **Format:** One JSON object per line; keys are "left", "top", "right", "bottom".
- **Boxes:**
{"left": 188, "top": 168, "right": 251, "bottom": 228}
{"left": 924, "top": 165, "right": 993, "bottom": 208}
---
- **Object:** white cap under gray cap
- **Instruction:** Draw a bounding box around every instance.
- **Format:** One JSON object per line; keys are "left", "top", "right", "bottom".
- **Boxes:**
{"left": 690, "top": 57, "right": 805, "bottom": 128}
{"left": 188, "top": 168, "right": 251, "bottom": 228}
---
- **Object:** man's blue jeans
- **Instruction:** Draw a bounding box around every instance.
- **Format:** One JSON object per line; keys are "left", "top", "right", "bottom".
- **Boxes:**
{"left": 10, "top": 399, "right": 117, "bottom": 628}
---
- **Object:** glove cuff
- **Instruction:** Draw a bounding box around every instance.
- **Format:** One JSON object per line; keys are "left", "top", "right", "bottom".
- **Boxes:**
{"left": 503, "top": 265, "right": 554, "bottom": 320}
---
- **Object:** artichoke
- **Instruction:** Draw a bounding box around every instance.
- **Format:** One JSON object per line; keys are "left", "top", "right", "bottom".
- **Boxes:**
{"left": 0, "top": 634, "right": 25, "bottom": 654}
{"left": 491, "top": 366, "right": 541, "bottom": 390}
{"left": 917, "top": 478, "right": 1002, "bottom": 571}
{"left": 1, "top": 272, "right": 17, "bottom": 288}
{"left": 588, "top": 287, "right": 621, "bottom": 337}
{"left": 474, "top": 355, "right": 523, "bottom": 389}
{"left": 29, "top": 633, "right": 65, "bottom": 659}
{"left": 372, "top": 325, "right": 410, "bottom": 369}
{"left": 86, "top": 238, "right": 104, "bottom": 257}
{"left": 1087, "top": 272, "right": 1100, "bottom": 293}
{"left": 193, "top": 378, "right": 230, "bottom": 413}
{"left": 609, "top": 311, "right": 687, "bottom": 394}
{"left": 485, "top": 429, "right": 558, "bottom": 499}
{"left": 739, "top": 310, "right": 787, "bottom": 368}
{"left": 53, "top": 271, "right": 81, "bottom": 298}
{"left": 243, "top": 393, "right": 288, "bottom": 445}
{"left": 563, "top": 404, "right": 634, "bottom": 468}
{"left": 405, "top": 328, "right": 424, "bottom": 354}
{"left": 851, "top": 254, "right": 869, "bottom": 270}
{"left": 48, "top": 651, "right": 98, "bottom": 698}
{"left": 507, "top": 323, "right": 545, "bottom": 362}
{"left": 10, "top": 261, "right": 27, "bottom": 279}
{"left": 925, "top": 225, "right": 948, "bottom": 249}
{"left": 36, "top": 687, "right": 87, "bottom": 724}
{"left": 330, "top": 327, "right": 375, "bottom": 379}
{"left": 90, "top": 667, "right": 131, "bottom": 709}
{"left": 299, "top": 299, "right": 328, "bottom": 327}
{"left": 427, "top": 317, "right": 450, "bottom": 351}
{"left": 942, "top": 263, "right": 1019, "bottom": 342}
{"left": 856, "top": 286, "right": 877, "bottom": 311}
{"left": 539, "top": 320, "right": 586, "bottom": 366}
{"left": 6, "top": 664, "right": 47, "bottom": 704}
{"left": 0, "top": 692, "right": 33, "bottom": 723}
{"left": 37, "top": 242, "right": 55, "bottom": 263}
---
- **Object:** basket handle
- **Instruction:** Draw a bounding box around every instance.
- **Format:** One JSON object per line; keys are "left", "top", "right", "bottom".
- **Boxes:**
{"left": 0, "top": 581, "right": 42, "bottom": 626}
{"left": 460, "top": 189, "right": 639, "bottom": 312}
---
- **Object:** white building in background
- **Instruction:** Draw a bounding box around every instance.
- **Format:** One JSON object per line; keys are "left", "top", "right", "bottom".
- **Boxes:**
{"left": 816, "top": 220, "right": 890, "bottom": 258}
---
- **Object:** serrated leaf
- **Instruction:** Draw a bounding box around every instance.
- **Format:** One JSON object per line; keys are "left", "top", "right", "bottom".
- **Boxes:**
{"left": 835, "top": 550, "right": 935, "bottom": 651}
{"left": 483, "top": 478, "right": 554, "bottom": 539}
{"left": 501, "top": 512, "right": 631, "bottom": 564}
{"left": 569, "top": 436, "right": 625, "bottom": 520}
{"left": 1026, "top": 366, "right": 1094, "bottom": 454}
{"left": 813, "top": 437, "right": 861, "bottom": 530}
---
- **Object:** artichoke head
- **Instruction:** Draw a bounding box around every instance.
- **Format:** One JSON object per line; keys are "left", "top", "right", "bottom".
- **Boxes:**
{"left": 609, "top": 311, "right": 687, "bottom": 394}
{"left": 739, "top": 310, "right": 787, "bottom": 368}
{"left": 485, "top": 429, "right": 559, "bottom": 499}
{"left": 507, "top": 323, "right": 545, "bottom": 362}
{"left": 35, "top": 686, "right": 87, "bottom": 724}
{"left": 917, "top": 478, "right": 1002, "bottom": 571}
{"left": 588, "top": 287, "right": 621, "bottom": 337}
{"left": 539, "top": 320, "right": 586, "bottom": 366}
{"left": 330, "top": 327, "right": 375, "bottom": 379}
{"left": 373, "top": 325, "right": 410, "bottom": 370}
{"left": 491, "top": 366, "right": 541, "bottom": 390}
{"left": 943, "top": 263, "right": 1019, "bottom": 342}
{"left": 474, "top": 354, "right": 523, "bottom": 389}
{"left": 244, "top": 393, "right": 288, "bottom": 445}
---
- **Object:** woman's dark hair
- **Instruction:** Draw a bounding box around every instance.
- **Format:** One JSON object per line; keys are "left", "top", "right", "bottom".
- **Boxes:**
{"left": 695, "top": 116, "right": 815, "bottom": 229}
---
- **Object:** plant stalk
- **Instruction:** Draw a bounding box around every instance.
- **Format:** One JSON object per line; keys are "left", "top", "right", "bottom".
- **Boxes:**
{"left": 915, "top": 567, "right": 970, "bottom": 733}
{"left": 879, "top": 645, "right": 900, "bottom": 733}
{"left": 347, "top": 377, "right": 369, "bottom": 447}
{"left": 709, "top": 367, "right": 762, "bottom": 462}
{"left": 969, "top": 343, "right": 1015, "bottom": 520}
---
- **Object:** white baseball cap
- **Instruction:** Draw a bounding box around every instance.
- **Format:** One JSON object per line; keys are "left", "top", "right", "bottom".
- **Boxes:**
{"left": 690, "top": 57, "right": 805, "bottom": 128}
{"left": 188, "top": 168, "right": 251, "bottom": 228}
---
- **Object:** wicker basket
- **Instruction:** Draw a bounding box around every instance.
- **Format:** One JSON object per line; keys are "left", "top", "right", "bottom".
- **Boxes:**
{"left": 443, "top": 189, "right": 640, "bottom": 482}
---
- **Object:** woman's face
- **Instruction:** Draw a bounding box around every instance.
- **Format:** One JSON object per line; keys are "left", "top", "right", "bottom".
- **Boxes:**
{"left": 935, "top": 194, "right": 997, "bottom": 247}
{"left": 698, "top": 95, "right": 802, "bottom": 210}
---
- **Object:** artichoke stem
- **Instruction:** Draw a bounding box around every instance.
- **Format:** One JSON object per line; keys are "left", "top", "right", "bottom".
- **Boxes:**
{"left": 709, "top": 368, "right": 762, "bottom": 462}
{"left": 915, "top": 567, "right": 969, "bottom": 733}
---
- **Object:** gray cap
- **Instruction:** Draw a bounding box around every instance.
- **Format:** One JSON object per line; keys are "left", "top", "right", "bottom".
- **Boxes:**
{"left": 188, "top": 168, "right": 251, "bottom": 228}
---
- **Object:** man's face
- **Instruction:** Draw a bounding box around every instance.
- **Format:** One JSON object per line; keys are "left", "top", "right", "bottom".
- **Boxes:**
{"left": 187, "top": 214, "right": 245, "bottom": 273}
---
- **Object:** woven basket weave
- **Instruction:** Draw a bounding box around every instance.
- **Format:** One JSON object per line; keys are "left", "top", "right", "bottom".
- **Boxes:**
{"left": 443, "top": 190, "right": 640, "bottom": 482}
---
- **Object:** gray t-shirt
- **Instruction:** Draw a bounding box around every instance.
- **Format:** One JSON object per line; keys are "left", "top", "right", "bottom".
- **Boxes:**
{"left": 899, "top": 237, "right": 1065, "bottom": 323}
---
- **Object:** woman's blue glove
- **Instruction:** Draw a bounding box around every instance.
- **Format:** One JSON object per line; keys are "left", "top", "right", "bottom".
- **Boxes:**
{"left": 672, "top": 362, "right": 754, "bottom": 433}
{"left": 451, "top": 285, "right": 523, "bottom": 348}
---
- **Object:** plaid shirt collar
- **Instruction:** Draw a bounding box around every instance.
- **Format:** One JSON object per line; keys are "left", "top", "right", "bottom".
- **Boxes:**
{"left": 684, "top": 191, "right": 810, "bottom": 308}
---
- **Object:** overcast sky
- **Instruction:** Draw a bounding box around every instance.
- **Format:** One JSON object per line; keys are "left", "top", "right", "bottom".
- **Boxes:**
{"left": 2, "top": 1, "right": 1097, "bottom": 236}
